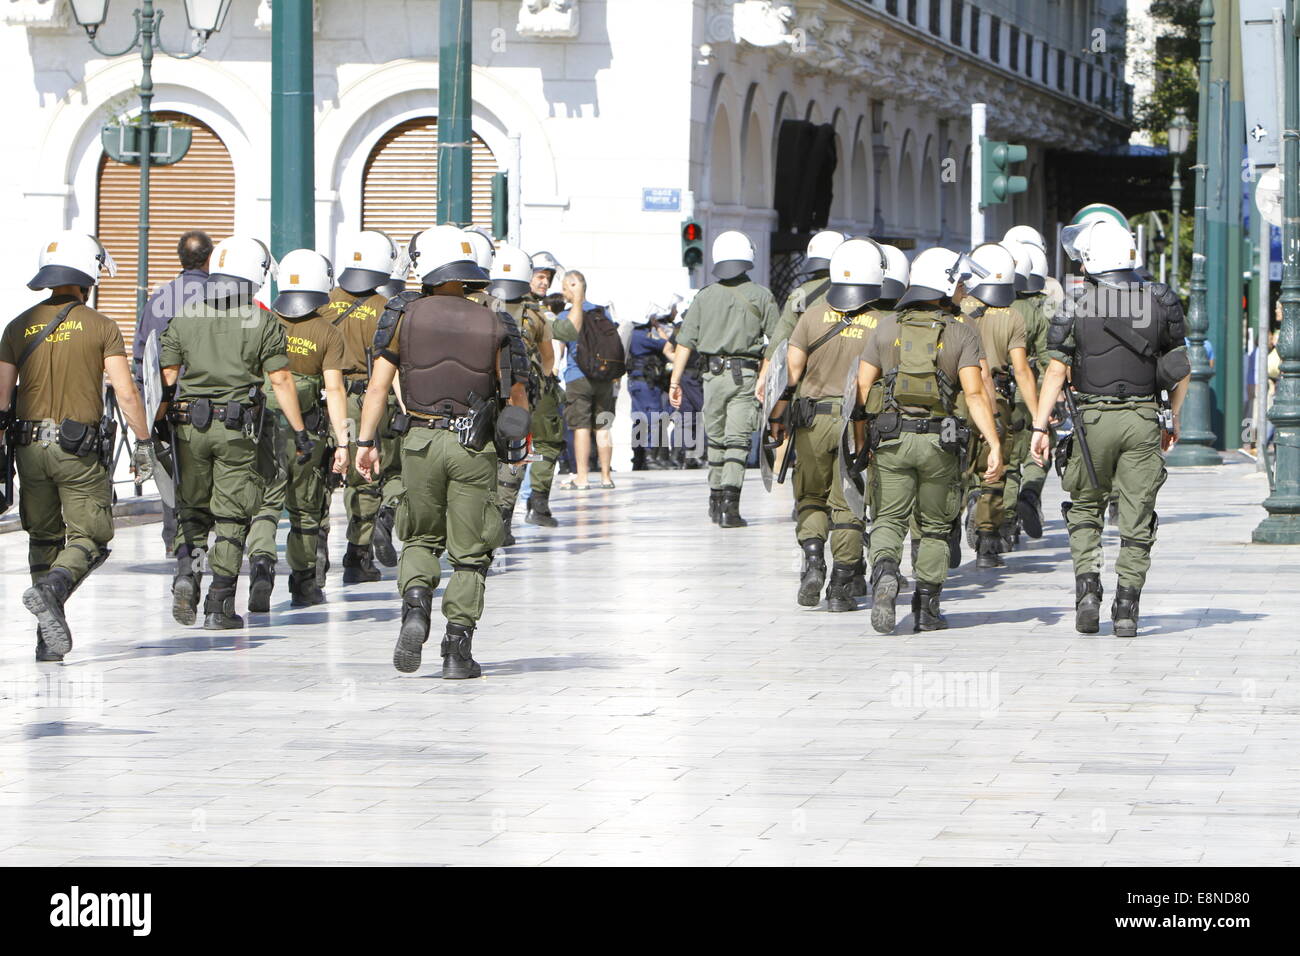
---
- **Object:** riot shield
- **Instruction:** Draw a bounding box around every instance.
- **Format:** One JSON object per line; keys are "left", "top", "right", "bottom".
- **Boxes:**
{"left": 142, "top": 331, "right": 177, "bottom": 509}
{"left": 759, "top": 339, "right": 790, "bottom": 492}
{"left": 837, "top": 357, "right": 867, "bottom": 519}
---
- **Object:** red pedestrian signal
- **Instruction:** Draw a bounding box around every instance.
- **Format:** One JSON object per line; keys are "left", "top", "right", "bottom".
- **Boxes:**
{"left": 681, "top": 220, "right": 704, "bottom": 268}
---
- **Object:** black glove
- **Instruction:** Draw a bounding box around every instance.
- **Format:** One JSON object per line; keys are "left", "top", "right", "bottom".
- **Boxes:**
{"left": 152, "top": 419, "right": 170, "bottom": 444}
{"left": 294, "top": 429, "right": 316, "bottom": 465}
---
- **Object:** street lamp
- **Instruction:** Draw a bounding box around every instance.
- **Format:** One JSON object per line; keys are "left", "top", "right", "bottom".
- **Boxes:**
{"left": 69, "top": 0, "right": 232, "bottom": 321}
{"left": 1167, "top": 0, "right": 1220, "bottom": 467}
{"left": 1167, "top": 108, "right": 1191, "bottom": 293}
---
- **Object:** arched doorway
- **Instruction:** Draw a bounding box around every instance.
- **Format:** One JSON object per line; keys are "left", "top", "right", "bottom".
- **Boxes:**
{"left": 361, "top": 116, "right": 500, "bottom": 256}
{"left": 95, "top": 111, "right": 235, "bottom": 349}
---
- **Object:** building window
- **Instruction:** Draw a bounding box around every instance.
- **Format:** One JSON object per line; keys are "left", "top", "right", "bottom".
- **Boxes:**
{"left": 1056, "top": 49, "right": 1066, "bottom": 90}
{"left": 1023, "top": 33, "right": 1033, "bottom": 76}
{"left": 929, "top": 0, "right": 943, "bottom": 36}
{"left": 1073, "top": 58, "right": 1081, "bottom": 96}
{"left": 990, "top": 16, "right": 1000, "bottom": 64}
{"left": 969, "top": 8, "right": 980, "bottom": 54}
{"left": 886, "top": 0, "right": 898, "bottom": 16}
{"left": 950, "top": 0, "right": 964, "bottom": 45}
{"left": 907, "top": 0, "right": 918, "bottom": 26}
{"left": 1009, "top": 25, "right": 1019, "bottom": 71}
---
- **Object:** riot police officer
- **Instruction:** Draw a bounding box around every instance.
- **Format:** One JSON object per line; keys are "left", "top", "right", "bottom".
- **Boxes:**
{"left": 669, "top": 231, "right": 779, "bottom": 527}
{"left": 956, "top": 243, "right": 1039, "bottom": 569}
{"left": 854, "top": 247, "right": 1004, "bottom": 634}
{"left": 245, "top": 250, "right": 350, "bottom": 610}
{"left": 1, "top": 233, "right": 155, "bottom": 660}
{"left": 160, "top": 237, "right": 314, "bottom": 630}
{"left": 487, "top": 244, "right": 564, "bottom": 539}
{"left": 522, "top": 250, "right": 565, "bottom": 525}
{"left": 628, "top": 299, "right": 676, "bottom": 471}
{"left": 769, "top": 239, "right": 885, "bottom": 611}
{"left": 1032, "top": 218, "right": 1190, "bottom": 637}
{"left": 357, "top": 226, "right": 529, "bottom": 678}
{"left": 1006, "top": 236, "right": 1054, "bottom": 539}
{"left": 319, "top": 230, "right": 405, "bottom": 582}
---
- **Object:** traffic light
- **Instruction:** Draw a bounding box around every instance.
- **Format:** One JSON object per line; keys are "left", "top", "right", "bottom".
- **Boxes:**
{"left": 980, "top": 137, "right": 1028, "bottom": 206}
{"left": 681, "top": 219, "right": 704, "bottom": 268}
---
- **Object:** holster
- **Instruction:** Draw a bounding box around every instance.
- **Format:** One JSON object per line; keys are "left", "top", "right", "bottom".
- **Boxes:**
{"left": 869, "top": 409, "right": 901, "bottom": 449}
{"left": 457, "top": 392, "right": 497, "bottom": 452}
{"left": 1054, "top": 433, "right": 1075, "bottom": 477}
{"left": 301, "top": 405, "right": 327, "bottom": 436}
{"left": 98, "top": 413, "right": 117, "bottom": 469}
{"left": 387, "top": 411, "right": 412, "bottom": 438}
{"left": 787, "top": 397, "right": 819, "bottom": 430}
{"left": 937, "top": 416, "right": 970, "bottom": 456}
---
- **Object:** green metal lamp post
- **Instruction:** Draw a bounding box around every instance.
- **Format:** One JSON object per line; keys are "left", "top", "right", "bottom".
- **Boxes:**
{"left": 1254, "top": 1, "right": 1300, "bottom": 543}
{"left": 68, "top": 0, "right": 233, "bottom": 320}
{"left": 1168, "top": 0, "right": 1221, "bottom": 467}
{"left": 437, "top": 0, "right": 473, "bottom": 227}
{"left": 271, "top": 1, "right": 315, "bottom": 259}
{"left": 1168, "top": 109, "right": 1191, "bottom": 294}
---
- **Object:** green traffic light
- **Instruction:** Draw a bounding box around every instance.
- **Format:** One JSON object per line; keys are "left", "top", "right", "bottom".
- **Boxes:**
{"left": 980, "top": 137, "right": 1029, "bottom": 206}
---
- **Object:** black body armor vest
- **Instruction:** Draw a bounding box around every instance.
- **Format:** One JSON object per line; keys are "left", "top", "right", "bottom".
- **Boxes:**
{"left": 1070, "top": 277, "right": 1181, "bottom": 398}
{"left": 398, "top": 295, "right": 500, "bottom": 417}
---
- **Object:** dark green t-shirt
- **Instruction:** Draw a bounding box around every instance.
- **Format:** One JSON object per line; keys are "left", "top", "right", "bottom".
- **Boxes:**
{"left": 161, "top": 301, "right": 288, "bottom": 404}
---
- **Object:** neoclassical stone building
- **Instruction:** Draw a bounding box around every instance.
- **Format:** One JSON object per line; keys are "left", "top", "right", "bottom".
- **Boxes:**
{"left": 1, "top": 0, "right": 1130, "bottom": 342}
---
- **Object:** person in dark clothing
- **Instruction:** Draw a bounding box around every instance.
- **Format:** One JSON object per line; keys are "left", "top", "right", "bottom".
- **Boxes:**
{"left": 132, "top": 230, "right": 213, "bottom": 557}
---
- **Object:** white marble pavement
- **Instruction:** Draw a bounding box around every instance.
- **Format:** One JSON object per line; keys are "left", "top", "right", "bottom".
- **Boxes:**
{"left": 0, "top": 462, "right": 1297, "bottom": 866}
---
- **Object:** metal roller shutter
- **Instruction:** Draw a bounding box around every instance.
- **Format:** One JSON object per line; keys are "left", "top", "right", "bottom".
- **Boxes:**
{"left": 361, "top": 116, "right": 499, "bottom": 268}
{"left": 95, "top": 112, "right": 235, "bottom": 351}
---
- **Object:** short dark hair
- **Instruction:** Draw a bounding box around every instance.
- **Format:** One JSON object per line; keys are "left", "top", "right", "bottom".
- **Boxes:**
{"left": 178, "top": 231, "right": 214, "bottom": 271}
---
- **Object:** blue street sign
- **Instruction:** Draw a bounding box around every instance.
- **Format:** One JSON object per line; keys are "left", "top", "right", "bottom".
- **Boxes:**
{"left": 642, "top": 188, "right": 682, "bottom": 212}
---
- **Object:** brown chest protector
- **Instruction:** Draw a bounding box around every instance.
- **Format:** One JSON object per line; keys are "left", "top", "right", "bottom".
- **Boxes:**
{"left": 398, "top": 296, "right": 500, "bottom": 417}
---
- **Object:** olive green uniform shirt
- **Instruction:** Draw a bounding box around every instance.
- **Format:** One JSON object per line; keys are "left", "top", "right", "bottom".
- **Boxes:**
{"left": 788, "top": 301, "right": 882, "bottom": 399}
{"left": 1, "top": 296, "right": 124, "bottom": 423}
{"left": 765, "top": 273, "right": 831, "bottom": 359}
{"left": 161, "top": 301, "right": 289, "bottom": 403}
{"left": 677, "top": 277, "right": 780, "bottom": 358}
{"left": 268, "top": 310, "right": 346, "bottom": 412}
{"left": 319, "top": 288, "right": 389, "bottom": 378}
{"left": 963, "top": 302, "right": 1027, "bottom": 371}
{"left": 1010, "top": 296, "right": 1048, "bottom": 373}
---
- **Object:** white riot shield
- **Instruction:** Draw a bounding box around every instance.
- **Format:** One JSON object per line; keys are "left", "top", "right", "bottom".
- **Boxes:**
{"left": 759, "top": 339, "right": 790, "bottom": 492}
{"left": 142, "top": 331, "right": 175, "bottom": 509}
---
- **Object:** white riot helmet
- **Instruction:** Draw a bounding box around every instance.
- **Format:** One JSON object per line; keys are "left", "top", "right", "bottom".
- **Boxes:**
{"left": 338, "top": 230, "right": 402, "bottom": 295}
{"left": 711, "top": 230, "right": 755, "bottom": 280}
{"left": 804, "top": 230, "right": 846, "bottom": 274}
{"left": 896, "top": 247, "right": 989, "bottom": 309}
{"left": 1003, "top": 225, "right": 1047, "bottom": 254}
{"left": 1025, "top": 245, "right": 1048, "bottom": 293}
{"left": 463, "top": 227, "right": 495, "bottom": 271}
{"left": 1060, "top": 218, "right": 1139, "bottom": 276}
{"left": 531, "top": 250, "right": 562, "bottom": 277}
{"left": 28, "top": 232, "right": 118, "bottom": 290}
{"left": 487, "top": 244, "right": 533, "bottom": 301}
{"left": 408, "top": 225, "right": 489, "bottom": 287}
{"left": 965, "top": 242, "right": 1017, "bottom": 308}
{"left": 1008, "top": 241, "right": 1048, "bottom": 294}
{"left": 826, "top": 238, "right": 885, "bottom": 313}
{"left": 208, "top": 236, "right": 277, "bottom": 294}
{"left": 880, "top": 244, "right": 910, "bottom": 301}
{"left": 274, "top": 250, "right": 334, "bottom": 318}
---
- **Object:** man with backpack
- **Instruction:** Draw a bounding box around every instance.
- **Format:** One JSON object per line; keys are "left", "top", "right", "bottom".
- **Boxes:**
{"left": 553, "top": 270, "right": 625, "bottom": 489}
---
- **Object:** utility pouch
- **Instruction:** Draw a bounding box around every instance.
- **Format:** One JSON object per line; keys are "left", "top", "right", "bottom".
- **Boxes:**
{"left": 731, "top": 362, "right": 745, "bottom": 386}
{"left": 98, "top": 414, "right": 117, "bottom": 468}
{"left": 301, "top": 406, "right": 326, "bottom": 435}
{"left": 788, "top": 396, "right": 818, "bottom": 430}
{"left": 870, "top": 409, "right": 902, "bottom": 448}
{"left": 188, "top": 398, "right": 213, "bottom": 430}
{"left": 222, "top": 401, "right": 245, "bottom": 429}
{"left": 387, "top": 411, "right": 412, "bottom": 437}
{"left": 707, "top": 355, "right": 725, "bottom": 376}
{"left": 57, "top": 420, "right": 97, "bottom": 457}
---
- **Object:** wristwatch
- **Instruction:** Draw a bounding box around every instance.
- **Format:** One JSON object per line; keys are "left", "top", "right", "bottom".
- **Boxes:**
{"left": 356, "top": 439, "right": 376, "bottom": 448}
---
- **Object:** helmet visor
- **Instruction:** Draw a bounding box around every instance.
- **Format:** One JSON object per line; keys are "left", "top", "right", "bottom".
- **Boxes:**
{"left": 1060, "top": 222, "right": 1092, "bottom": 262}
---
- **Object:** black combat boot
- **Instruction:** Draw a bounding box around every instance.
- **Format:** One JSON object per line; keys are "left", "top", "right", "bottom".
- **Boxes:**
{"left": 372, "top": 505, "right": 398, "bottom": 568}
{"left": 796, "top": 539, "right": 827, "bottom": 607}
{"left": 35, "top": 627, "right": 63, "bottom": 663}
{"left": 1111, "top": 585, "right": 1141, "bottom": 638}
{"left": 719, "top": 486, "right": 747, "bottom": 528}
{"left": 441, "top": 622, "right": 482, "bottom": 679}
{"left": 632, "top": 447, "right": 648, "bottom": 471}
{"left": 1016, "top": 486, "right": 1044, "bottom": 539}
{"left": 172, "top": 548, "right": 203, "bottom": 626}
{"left": 976, "top": 532, "right": 1005, "bottom": 569}
{"left": 289, "top": 569, "right": 327, "bottom": 608}
{"left": 342, "top": 542, "right": 381, "bottom": 584}
{"left": 825, "top": 563, "right": 860, "bottom": 613}
{"left": 911, "top": 582, "right": 949, "bottom": 632}
{"left": 203, "top": 576, "right": 244, "bottom": 630}
{"left": 315, "top": 525, "right": 330, "bottom": 587}
{"left": 649, "top": 447, "right": 674, "bottom": 470}
{"left": 708, "top": 488, "right": 723, "bottom": 524}
{"left": 501, "top": 506, "right": 517, "bottom": 546}
{"left": 247, "top": 553, "right": 276, "bottom": 613}
{"left": 393, "top": 587, "right": 431, "bottom": 673}
{"left": 22, "top": 568, "right": 75, "bottom": 657}
{"left": 1075, "top": 573, "right": 1103, "bottom": 634}
{"left": 849, "top": 557, "right": 869, "bottom": 598}
{"left": 998, "top": 517, "right": 1019, "bottom": 553}
{"left": 870, "top": 558, "right": 903, "bottom": 635}
{"left": 526, "top": 492, "right": 559, "bottom": 528}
